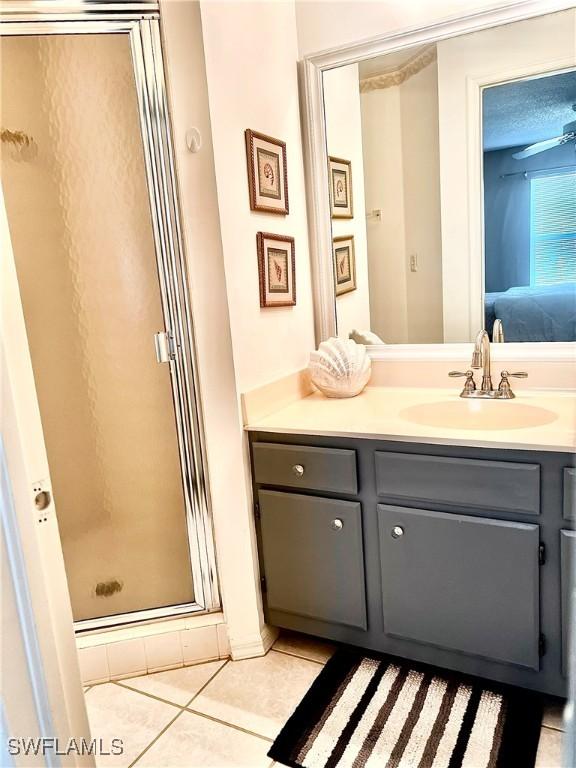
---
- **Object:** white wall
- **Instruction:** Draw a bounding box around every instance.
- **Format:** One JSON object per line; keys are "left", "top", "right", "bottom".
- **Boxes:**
{"left": 361, "top": 85, "right": 409, "bottom": 343}
{"left": 400, "top": 61, "right": 443, "bottom": 343}
{"left": 360, "top": 60, "right": 442, "bottom": 343}
{"left": 322, "top": 64, "right": 371, "bottom": 338}
{"left": 200, "top": 0, "right": 316, "bottom": 393}
{"left": 436, "top": 9, "right": 576, "bottom": 341}
{"left": 295, "top": 0, "right": 525, "bottom": 58}
{"left": 160, "top": 0, "right": 268, "bottom": 657}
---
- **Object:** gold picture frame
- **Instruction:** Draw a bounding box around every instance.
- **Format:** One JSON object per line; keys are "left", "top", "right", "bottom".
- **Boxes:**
{"left": 257, "top": 232, "right": 296, "bottom": 307}
{"left": 245, "top": 129, "right": 289, "bottom": 215}
{"left": 333, "top": 236, "right": 356, "bottom": 296}
{"left": 328, "top": 156, "right": 353, "bottom": 218}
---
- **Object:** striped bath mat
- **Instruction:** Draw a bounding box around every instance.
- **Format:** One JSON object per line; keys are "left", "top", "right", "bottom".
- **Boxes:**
{"left": 269, "top": 649, "right": 543, "bottom": 768}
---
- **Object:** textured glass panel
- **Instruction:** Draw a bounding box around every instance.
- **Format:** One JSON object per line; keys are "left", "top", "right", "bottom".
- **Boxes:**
{"left": 1, "top": 33, "right": 194, "bottom": 621}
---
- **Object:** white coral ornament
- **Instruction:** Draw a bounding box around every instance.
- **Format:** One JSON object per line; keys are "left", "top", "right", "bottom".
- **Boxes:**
{"left": 309, "top": 338, "right": 371, "bottom": 398}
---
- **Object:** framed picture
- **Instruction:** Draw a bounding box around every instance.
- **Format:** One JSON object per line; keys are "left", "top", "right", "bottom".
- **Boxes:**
{"left": 245, "top": 129, "right": 289, "bottom": 214}
{"left": 257, "top": 232, "right": 296, "bottom": 307}
{"left": 328, "top": 156, "right": 353, "bottom": 218}
{"left": 333, "top": 236, "right": 356, "bottom": 296}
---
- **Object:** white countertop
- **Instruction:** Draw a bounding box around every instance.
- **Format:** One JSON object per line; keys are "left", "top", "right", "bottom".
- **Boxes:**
{"left": 245, "top": 386, "right": 576, "bottom": 453}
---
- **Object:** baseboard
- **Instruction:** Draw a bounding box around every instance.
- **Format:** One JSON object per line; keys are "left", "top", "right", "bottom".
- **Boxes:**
{"left": 261, "top": 623, "right": 280, "bottom": 652}
{"left": 230, "top": 623, "right": 280, "bottom": 660}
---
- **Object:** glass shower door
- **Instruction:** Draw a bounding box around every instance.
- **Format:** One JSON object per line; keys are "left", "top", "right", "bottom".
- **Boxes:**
{"left": 1, "top": 29, "right": 205, "bottom": 624}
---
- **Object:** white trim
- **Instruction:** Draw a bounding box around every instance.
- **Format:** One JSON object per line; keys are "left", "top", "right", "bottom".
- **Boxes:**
{"left": 464, "top": 58, "right": 576, "bottom": 342}
{"left": 76, "top": 611, "right": 225, "bottom": 647}
{"left": 301, "top": 0, "right": 576, "bottom": 358}
{"left": 1, "top": 183, "right": 93, "bottom": 762}
{"left": 300, "top": 58, "right": 337, "bottom": 342}
{"left": 0, "top": 444, "right": 58, "bottom": 766}
{"left": 74, "top": 601, "right": 207, "bottom": 634}
{"left": 367, "top": 341, "right": 576, "bottom": 362}
{"left": 229, "top": 624, "right": 279, "bottom": 661}
{"left": 304, "top": 0, "right": 575, "bottom": 68}
{"left": 0, "top": 1, "right": 159, "bottom": 22}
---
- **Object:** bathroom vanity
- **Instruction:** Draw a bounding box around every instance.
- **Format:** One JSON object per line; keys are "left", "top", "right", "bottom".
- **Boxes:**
{"left": 247, "top": 388, "right": 576, "bottom": 697}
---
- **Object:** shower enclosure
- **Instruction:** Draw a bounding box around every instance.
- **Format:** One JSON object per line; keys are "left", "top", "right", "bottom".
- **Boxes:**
{"left": 1, "top": 2, "right": 219, "bottom": 630}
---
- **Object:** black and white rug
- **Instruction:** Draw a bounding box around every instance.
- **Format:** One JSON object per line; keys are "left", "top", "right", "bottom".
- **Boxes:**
{"left": 269, "top": 649, "right": 543, "bottom": 768}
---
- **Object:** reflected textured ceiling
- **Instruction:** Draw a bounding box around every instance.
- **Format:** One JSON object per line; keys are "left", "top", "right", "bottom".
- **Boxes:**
{"left": 483, "top": 70, "right": 576, "bottom": 152}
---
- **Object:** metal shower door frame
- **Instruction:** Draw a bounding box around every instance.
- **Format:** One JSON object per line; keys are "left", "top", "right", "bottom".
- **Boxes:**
{"left": 0, "top": 11, "right": 221, "bottom": 631}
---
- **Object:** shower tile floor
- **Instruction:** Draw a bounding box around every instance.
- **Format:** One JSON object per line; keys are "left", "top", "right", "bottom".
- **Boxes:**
{"left": 84, "top": 631, "right": 564, "bottom": 767}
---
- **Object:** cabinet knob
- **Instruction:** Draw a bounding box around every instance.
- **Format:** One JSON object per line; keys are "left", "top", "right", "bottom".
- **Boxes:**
{"left": 331, "top": 518, "right": 344, "bottom": 531}
{"left": 391, "top": 525, "right": 404, "bottom": 538}
{"left": 292, "top": 464, "right": 305, "bottom": 477}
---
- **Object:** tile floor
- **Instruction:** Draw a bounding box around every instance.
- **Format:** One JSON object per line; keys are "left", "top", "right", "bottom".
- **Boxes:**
{"left": 84, "top": 631, "right": 565, "bottom": 767}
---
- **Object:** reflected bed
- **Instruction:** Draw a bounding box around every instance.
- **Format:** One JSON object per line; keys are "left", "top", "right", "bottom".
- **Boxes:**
{"left": 485, "top": 283, "right": 576, "bottom": 342}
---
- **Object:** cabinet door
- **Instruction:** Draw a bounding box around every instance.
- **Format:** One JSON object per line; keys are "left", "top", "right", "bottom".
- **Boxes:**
{"left": 378, "top": 504, "right": 540, "bottom": 669}
{"left": 561, "top": 530, "right": 576, "bottom": 675}
{"left": 259, "top": 490, "right": 367, "bottom": 629}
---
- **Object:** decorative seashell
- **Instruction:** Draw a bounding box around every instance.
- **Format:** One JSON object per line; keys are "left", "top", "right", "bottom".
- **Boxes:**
{"left": 309, "top": 338, "right": 371, "bottom": 398}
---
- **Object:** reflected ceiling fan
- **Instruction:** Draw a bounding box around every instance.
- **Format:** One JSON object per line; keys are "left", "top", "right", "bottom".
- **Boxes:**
{"left": 513, "top": 105, "right": 576, "bottom": 159}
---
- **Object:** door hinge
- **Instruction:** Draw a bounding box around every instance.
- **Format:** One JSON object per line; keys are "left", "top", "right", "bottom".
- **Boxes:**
{"left": 254, "top": 503, "right": 261, "bottom": 520}
{"left": 539, "top": 633, "right": 546, "bottom": 657}
{"left": 539, "top": 543, "right": 546, "bottom": 566}
{"left": 260, "top": 576, "right": 267, "bottom": 593}
{"left": 154, "top": 331, "right": 176, "bottom": 363}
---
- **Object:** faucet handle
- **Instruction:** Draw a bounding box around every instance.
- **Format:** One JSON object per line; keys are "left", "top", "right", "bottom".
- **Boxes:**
{"left": 449, "top": 370, "right": 476, "bottom": 394}
{"left": 498, "top": 370, "right": 528, "bottom": 398}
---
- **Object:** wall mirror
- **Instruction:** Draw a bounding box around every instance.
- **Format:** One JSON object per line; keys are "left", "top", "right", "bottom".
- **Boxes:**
{"left": 303, "top": 4, "right": 576, "bottom": 355}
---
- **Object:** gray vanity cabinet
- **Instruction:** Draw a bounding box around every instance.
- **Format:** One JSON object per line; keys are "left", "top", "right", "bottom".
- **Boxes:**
{"left": 377, "top": 504, "right": 540, "bottom": 670}
{"left": 250, "top": 433, "right": 575, "bottom": 697}
{"left": 258, "top": 490, "right": 367, "bottom": 630}
{"left": 564, "top": 468, "right": 576, "bottom": 520}
{"left": 374, "top": 452, "right": 540, "bottom": 516}
{"left": 561, "top": 530, "right": 576, "bottom": 675}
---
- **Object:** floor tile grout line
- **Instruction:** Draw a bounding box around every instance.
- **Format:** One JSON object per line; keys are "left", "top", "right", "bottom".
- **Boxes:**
{"left": 185, "top": 706, "right": 275, "bottom": 744}
{"left": 113, "top": 680, "right": 184, "bottom": 711}
{"left": 183, "top": 658, "right": 231, "bottom": 708}
{"left": 129, "top": 707, "right": 186, "bottom": 768}
{"left": 270, "top": 647, "right": 331, "bottom": 666}
{"left": 107, "top": 658, "right": 229, "bottom": 711}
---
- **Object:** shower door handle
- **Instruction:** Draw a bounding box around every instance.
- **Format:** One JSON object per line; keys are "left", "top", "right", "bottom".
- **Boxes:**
{"left": 154, "top": 331, "right": 176, "bottom": 363}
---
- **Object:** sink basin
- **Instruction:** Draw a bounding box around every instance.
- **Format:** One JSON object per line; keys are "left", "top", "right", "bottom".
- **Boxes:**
{"left": 400, "top": 400, "right": 558, "bottom": 431}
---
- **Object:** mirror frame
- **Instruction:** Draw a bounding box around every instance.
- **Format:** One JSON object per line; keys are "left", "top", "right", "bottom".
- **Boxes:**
{"left": 299, "top": 0, "right": 576, "bottom": 363}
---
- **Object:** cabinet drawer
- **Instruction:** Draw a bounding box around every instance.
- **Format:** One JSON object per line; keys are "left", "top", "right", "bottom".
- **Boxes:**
{"left": 253, "top": 442, "right": 357, "bottom": 495}
{"left": 258, "top": 490, "right": 367, "bottom": 629}
{"left": 563, "top": 468, "right": 576, "bottom": 520}
{"left": 375, "top": 451, "right": 540, "bottom": 515}
{"left": 378, "top": 504, "right": 540, "bottom": 669}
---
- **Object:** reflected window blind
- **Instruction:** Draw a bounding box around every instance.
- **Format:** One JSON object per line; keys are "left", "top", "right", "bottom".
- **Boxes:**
{"left": 530, "top": 169, "right": 576, "bottom": 286}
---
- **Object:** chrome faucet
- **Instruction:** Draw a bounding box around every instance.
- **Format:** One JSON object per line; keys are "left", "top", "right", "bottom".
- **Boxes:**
{"left": 449, "top": 328, "right": 528, "bottom": 399}
{"left": 492, "top": 319, "right": 505, "bottom": 343}
{"left": 471, "top": 329, "right": 493, "bottom": 393}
